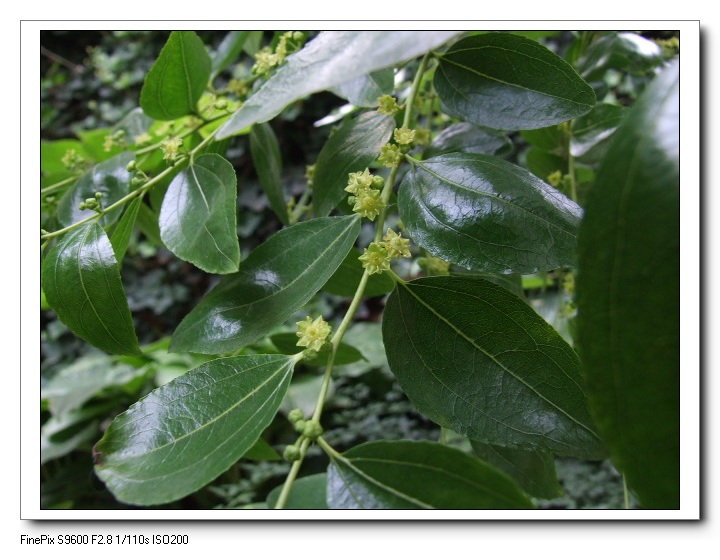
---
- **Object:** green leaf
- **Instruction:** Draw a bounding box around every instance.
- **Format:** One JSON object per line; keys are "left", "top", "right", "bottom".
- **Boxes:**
{"left": 329, "top": 69, "right": 394, "bottom": 107}
{"left": 57, "top": 152, "right": 134, "bottom": 228}
{"left": 470, "top": 440, "right": 562, "bottom": 500}
{"left": 313, "top": 111, "right": 395, "bottom": 217}
{"left": 576, "top": 60, "right": 679, "bottom": 509}
{"left": 42, "top": 409, "right": 102, "bottom": 464}
{"left": 326, "top": 440, "right": 534, "bottom": 509}
{"left": 266, "top": 473, "right": 328, "bottom": 509}
{"left": 570, "top": 102, "right": 627, "bottom": 159}
{"left": 434, "top": 33, "right": 595, "bottom": 130}
{"left": 41, "top": 139, "right": 88, "bottom": 185}
{"left": 577, "top": 32, "right": 664, "bottom": 81}
{"left": 399, "top": 153, "right": 582, "bottom": 274}
{"left": 42, "top": 223, "right": 141, "bottom": 356}
{"left": 113, "top": 107, "right": 154, "bottom": 142}
{"left": 270, "top": 333, "right": 366, "bottom": 366}
{"left": 41, "top": 354, "right": 141, "bottom": 417}
{"left": 521, "top": 125, "right": 562, "bottom": 152}
{"left": 140, "top": 31, "right": 211, "bottom": 120}
{"left": 216, "top": 31, "right": 461, "bottom": 138}
{"left": 249, "top": 122, "right": 289, "bottom": 224}
{"left": 109, "top": 196, "right": 143, "bottom": 263}
{"left": 525, "top": 147, "right": 567, "bottom": 182}
{"left": 425, "top": 122, "right": 512, "bottom": 158}
{"left": 159, "top": 153, "right": 240, "bottom": 274}
{"left": 382, "top": 276, "right": 605, "bottom": 459}
{"left": 135, "top": 200, "right": 165, "bottom": 248}
{"left": 170, "top": 215, "right": 360, "bottom": 354}
{"left": 94, "top": 355, "right": 295, "bottom": 505}
{"left": 210, "top": 31, "right": 250, "bottom": 80}
{"left": 243, "top": 438, "right": 282, "bottom": 461}
{"left": 322, "top": 247, "right": 395, "bottom": 297}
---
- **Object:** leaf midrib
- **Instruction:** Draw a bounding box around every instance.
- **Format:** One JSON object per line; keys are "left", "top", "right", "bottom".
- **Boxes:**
{"left": 400, "top": 280, "right": 599, "bottom": 440}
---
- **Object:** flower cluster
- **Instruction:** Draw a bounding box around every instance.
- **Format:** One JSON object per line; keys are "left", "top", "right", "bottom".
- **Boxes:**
{"left": 377, "top": 94, "right": 401, "bottom": 116}
{"left": 61, "top": 149, "right": 85, "bottom": 172}
{"left": 252, "top": 31, "right": 305, "bottom": 76}
{"left": 296, "top": 315, "right": 332, "bottom": 352}
{"left": 160, "top": 136, "right": 184, "bottom": 163}
{"left": 378, "top": 144, "right": 403, "bottom": 168}
{"left": 345, "top": 168, "right": 386, "bottom": 220}
{"left": 393, "top": 126, "right": 416, "bottom": 145}
{"left": 359, "top": 229, "right": 412, "bottom": 275}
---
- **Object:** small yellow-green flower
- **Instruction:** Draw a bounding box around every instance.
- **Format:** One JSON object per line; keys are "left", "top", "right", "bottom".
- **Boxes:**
{"left": 133, "top": 132, "right": 153, "bottom": 146}
{"left": 393, "top": 126, "right": 416, "bottom": 145}
{"left": 378, "top": 144, "right": 402, "bottom": 168}
{"left": 359, "top": 243, "right": 391, "bottom": 275}
{"left": 547, "top": 170, "right": 563, "bottom": 188}
{"left": 352, "top": 189, "right": 386, "bottom": 221}
{"left": 61, "top": 149, "right": 85, "bottom": 171}
{"left": 377, "top": 95, "right": 401, "bottom": 116}
{"left": 382, "top": 228, "right": 411, "bottom": 259}
{"left": 160, "top": 136, "right": 183, "bottom": 163}
{"left": 296, "top": 316, "right": 332, "bottom": 352}
{"left": 344, "top": 168, "right": 374, "bottom": 195}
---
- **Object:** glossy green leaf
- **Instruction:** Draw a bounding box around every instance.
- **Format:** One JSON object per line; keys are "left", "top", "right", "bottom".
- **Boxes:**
{"left": 270, "top": 333, "right": 366, "bottom": 366}
{"left": 140, "top": 31, "right": 211, "bottom": 120}
{"left": 330, "top": 69, "right": 394, "bottom": 107}
{"left": 57, "top": 152, "right": 134, "bottom": 228}
{"left": 382, "top": 276, "right": 605, "bottom": 459}
{"left": 249, "top": 122, "right": 289, "bottom": 224}
{"left": 171, "top": 215, "right": 360, "bottom": 354}
{"left": 470, "top": 440, "right": 562, "bottom": 499}
{"left": 42, "top": 223, "right": 141, "bottom": 356}
{"left": 576, "top": 60, "right": 679, "bottom": 509}
{"left": 216, "top": 31, "right": 461, "bottom": 138}
{"left": 434, "top": 33, "right": 595, "bottom": 130}
{"left": 326, "top": 440, "right": 534, "bottom": 509}
{"left": 159, "top": 153, "right": 240, "bottom": 274}
{"left": 570, "top": 102, "right": 627, "bottom": 158}
{"left": 210, "top": 31, "right": 250, "bottom": 80}
{"left": 109, "top": 196, "right": 143, "bottom": 263}
{"left": 94, "top": 355, "right": 295, "bottom": 505}
{"left": 313, "top": 111, "right": 394, "bottom": 217}
{"left": 399, "top": 153, "right": 583, "bottom": 274}
{"left": 425, "top": 122, "right": 512, "bottom": 158}
{"left": 322, "top": 247, "right": 395, "bottom": 297}
{"left": 577, "top": 32, "right": 664, "bottom": 81}
{"left": 266, "top": 473, "right": 328, "bottom": 509}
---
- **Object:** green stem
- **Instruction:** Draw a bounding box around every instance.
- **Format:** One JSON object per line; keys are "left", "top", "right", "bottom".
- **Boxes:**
{"left": 41, "top": 175, "right": 81, "bottom": 196}
{"left": 273, "top": 438, "right": 311, "bottom": 510}
{"left": 39, "top": 161, "right": 182, "bottom": 241}
{"left": 402, "top": 52, "right": 431, "bottom": 130}
{"left": 274, "top": 53, "right": 432, "bottom": 508}
{"left": 568, "top": 152, "right": 578, "bottom": 203}
{"left": 316, "top": 436, "right": 342, "bottom": 460}
{"left": 289, "top": 188, "right": 312, "bottom": 225}
{"left": 623, "top": 474, "right": 630, "bottom": 509}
